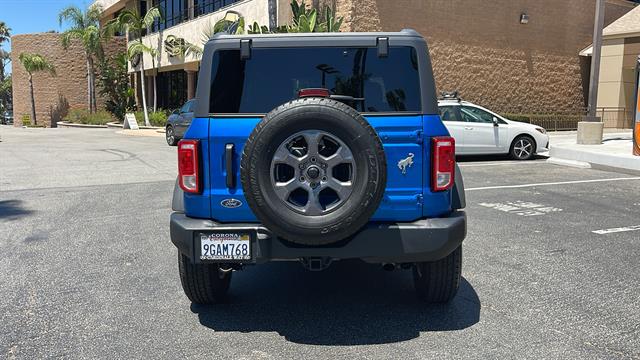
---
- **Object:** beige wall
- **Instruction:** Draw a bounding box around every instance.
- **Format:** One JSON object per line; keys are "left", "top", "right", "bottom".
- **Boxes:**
{"left": 335, "top": 0, "right": 635, "bottom": 116}
{"left": 597, "top": 35, "right": 640, "bottom": 128}
{"left": 11, "top": 33, "right": 126, "bottom": 127}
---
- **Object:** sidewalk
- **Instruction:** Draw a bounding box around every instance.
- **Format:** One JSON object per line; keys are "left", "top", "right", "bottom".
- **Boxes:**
{"left": 548, "top": 129, "right": 640, "bottom": 173}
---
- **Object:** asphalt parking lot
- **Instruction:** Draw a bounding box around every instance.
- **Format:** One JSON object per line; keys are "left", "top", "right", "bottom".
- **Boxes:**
{"left": 1, "top": 126, "right": 639, "bottom": 359}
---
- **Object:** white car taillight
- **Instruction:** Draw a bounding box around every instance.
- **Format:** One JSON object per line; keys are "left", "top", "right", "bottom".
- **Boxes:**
{"left": 431, "top": 136, "right": 455, "bottom": 192}
{"left": 178, "top": 139, "right": 200, "bottom": 193}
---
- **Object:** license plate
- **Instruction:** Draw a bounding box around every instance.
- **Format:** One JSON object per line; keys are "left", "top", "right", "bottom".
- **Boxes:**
{"left": 199, "top": 232, "right": 251, "bottom": 261}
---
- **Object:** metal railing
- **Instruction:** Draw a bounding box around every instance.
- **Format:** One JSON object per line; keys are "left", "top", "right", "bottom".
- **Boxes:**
{"left": 501, "top": 107, "right": 633, "bottom": 131}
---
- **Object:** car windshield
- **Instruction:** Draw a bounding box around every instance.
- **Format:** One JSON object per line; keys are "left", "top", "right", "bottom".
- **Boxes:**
{"left": 209, "top": 46, "right": 421, "bottom": 114}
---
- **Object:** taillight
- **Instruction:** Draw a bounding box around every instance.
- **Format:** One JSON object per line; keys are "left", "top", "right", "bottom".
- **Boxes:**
{"left": 298, "top": 88, "right": 330, "bottom": 98}
{"left": 178, "top": 139, "right": 200, "bottom": 193}
{"left": 431, "top": 136, "right": 455, "bottom": 192}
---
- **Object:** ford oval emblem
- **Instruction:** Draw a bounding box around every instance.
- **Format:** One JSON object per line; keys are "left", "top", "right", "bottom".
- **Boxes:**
{"left": 221, "top": 198, "right": 243, "bottom": 208}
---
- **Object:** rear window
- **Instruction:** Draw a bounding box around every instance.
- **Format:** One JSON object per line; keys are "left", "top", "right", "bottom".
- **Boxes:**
{"left": 209, "top": 46, "right": 421, "bottom": 114}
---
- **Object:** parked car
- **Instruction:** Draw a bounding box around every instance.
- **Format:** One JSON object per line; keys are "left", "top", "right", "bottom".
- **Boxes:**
{"left": 165, "top": 99, "right": 195, "bottom": 146}
{"left": 438, "top": 94, "right": 549, "bottom": 160}
{"left": 170, "top": 30, "right": 467, "bottom": 305}
{"left": 1, "top": 110, "right": 13, "bottom": 125}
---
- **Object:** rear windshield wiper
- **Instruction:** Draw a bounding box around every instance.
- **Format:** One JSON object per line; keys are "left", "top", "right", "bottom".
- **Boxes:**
{"left": 329, "top": 95, "right": 365, "bottom": 102}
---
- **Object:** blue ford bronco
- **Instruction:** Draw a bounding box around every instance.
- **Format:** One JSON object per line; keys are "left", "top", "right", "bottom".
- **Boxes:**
{"left": 170, "top": 29, "right": 467, "bottom": 304}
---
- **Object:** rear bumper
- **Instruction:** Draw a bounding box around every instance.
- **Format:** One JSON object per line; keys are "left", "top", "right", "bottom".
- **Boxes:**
{"left": 170, "top": 211, "right": 466, "bottom": 264}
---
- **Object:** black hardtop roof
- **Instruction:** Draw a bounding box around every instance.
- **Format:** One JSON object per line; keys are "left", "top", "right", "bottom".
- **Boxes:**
{"left": 206, "top": 28, "right": 424, "bottom": 44}
{"left": 194, "top": 28, "right": 439, "bottom": 116}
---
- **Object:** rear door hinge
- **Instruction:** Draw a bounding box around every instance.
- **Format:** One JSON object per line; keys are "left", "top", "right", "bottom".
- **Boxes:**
{"left": 415, "top": 130, "right": 423, "bottom": 144}
{"left": 417, "top": 194, "right": 424, "bottom": 206}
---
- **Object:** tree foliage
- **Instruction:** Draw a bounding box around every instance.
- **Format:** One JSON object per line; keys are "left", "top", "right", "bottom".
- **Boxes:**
{"left": 97, "top": 53, "right": 136, "bottom": 121}
{"left": 18, "top": 53, "right": 56, "bottom": 76}
{"left": 165, "top": 0, "right": 343, "bottom": 60}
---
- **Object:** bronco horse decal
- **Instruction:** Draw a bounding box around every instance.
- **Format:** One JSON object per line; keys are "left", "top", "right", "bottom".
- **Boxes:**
{"left": 397, "top": 153, "right": 415, "bottom": 175}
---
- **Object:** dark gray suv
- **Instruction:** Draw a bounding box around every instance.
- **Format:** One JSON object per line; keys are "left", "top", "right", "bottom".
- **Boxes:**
{"left": 166, "top": 99, "right": 195, "bottom": 146}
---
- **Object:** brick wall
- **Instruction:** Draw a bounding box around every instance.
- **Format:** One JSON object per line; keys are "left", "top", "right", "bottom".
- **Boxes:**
{"left": 332, "top": 0, "right": 635, "bottom": 115}
{"left": 11, "top": 33, "right": 125, "bottom": 127}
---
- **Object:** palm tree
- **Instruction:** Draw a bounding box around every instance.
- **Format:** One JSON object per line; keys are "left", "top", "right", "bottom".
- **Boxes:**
{"left": 59, "top": 5, "right": 103, "bottom": 114}
{"left": 105, "top": 7, "right": 162, "bottom": 127}
{"left": 0, "top": 21, "right": 10, "bottom": 85}
{"left": 18, "top": 53, "right": 56, "bottom": 126}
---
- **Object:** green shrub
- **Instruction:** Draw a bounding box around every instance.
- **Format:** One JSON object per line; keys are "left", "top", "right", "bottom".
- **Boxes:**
{"left": 133, "top": 109, "right": 168, "bottom": 127}
{"left": 64, "top": 108, "right": 113, "bottom": 125}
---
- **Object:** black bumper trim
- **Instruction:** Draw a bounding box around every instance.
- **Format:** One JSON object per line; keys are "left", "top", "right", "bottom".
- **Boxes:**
{"left": 170, "top": 211, "right": 466, "bottom": 264}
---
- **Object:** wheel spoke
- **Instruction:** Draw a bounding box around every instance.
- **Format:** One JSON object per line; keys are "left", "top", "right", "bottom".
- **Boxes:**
{"left": 273, "top": 146, "right": 301, "bottom": 167}
{"left": 302, "top": 132, "right": 322, "bottom": 156}
{"left": 324, "top": 178, "right": 352, "bottom": 200}
{"left": 324, "top": 145, "right": 354, "bottom": 168}
{"left": 273, "top": 179, "right": 299, "bottom": 199}
{"left": 303, "top": 193, "right": 324, "bottom": 215}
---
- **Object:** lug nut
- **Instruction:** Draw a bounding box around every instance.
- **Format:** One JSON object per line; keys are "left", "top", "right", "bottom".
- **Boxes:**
{"left": 299, "top": 176, "right": 305, "bottom": 182}
{"left": 311, "top": 157, "right": 316, "bottom": 162}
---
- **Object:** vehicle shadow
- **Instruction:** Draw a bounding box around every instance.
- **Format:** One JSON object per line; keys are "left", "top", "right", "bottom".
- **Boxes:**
{"left": 191, "top": 260, "right": 480, "bottom": 345}
{"left": 0, "top": 200, "right": 35, "bottom": 220}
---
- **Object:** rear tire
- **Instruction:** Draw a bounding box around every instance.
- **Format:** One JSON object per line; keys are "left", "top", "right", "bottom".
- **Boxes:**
{"left": 413, "top": 246, "right": 462, "bottom": 303}
{"left": 178, "top": 253, "right": 232, "bottom": 304}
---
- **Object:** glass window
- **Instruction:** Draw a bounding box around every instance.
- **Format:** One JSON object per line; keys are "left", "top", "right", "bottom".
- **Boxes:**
{"left": 209, "top": 47, "right": 421, "bottom": 114}
{"left": 180, "top": 101, "right": 191, "bottom": 113}
{"left": 152, "top": 0, "right": 188, "bottom": 31}
{"left": 195, "top": 0, "right": 241, "bottom": 17}
{"left": 438, "top": 106, "right": 462, "bottom": 122}
{"left": 157, "top": 70, "right": 188, "bottom": 110}
{"left": 460, "top": 106, "right": 494, "bottom": 123}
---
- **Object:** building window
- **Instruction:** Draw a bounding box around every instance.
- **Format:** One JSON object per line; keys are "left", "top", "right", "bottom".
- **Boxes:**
{"left": 152, "top": 0, "right": 189, "bottom": 31}
{"left": 194, "top": 0, "right": 241, "bottom": 18}
{"left": 156, "top": 70, "right": 188, "bottom": 110}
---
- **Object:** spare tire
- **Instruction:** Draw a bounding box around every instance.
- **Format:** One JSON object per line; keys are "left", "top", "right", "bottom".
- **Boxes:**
{"left": 240, "top": 97, "right": 387, "bottom": 245}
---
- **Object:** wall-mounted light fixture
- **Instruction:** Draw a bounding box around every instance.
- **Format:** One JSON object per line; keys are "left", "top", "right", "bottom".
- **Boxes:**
{"left": 520, "top": 13, "right": 530, "bottom": 24}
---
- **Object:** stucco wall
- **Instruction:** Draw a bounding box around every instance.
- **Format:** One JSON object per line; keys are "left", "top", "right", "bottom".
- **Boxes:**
{"left": 11, "top": 33, "right": 126, "bottom": 127}
{"left": 333, "top": 0, "right": 635, "bottom": 115}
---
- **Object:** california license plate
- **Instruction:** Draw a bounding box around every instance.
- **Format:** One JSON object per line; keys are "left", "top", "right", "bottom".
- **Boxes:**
{"left": 199, "top": 232, "right": 251, "bottom": 261}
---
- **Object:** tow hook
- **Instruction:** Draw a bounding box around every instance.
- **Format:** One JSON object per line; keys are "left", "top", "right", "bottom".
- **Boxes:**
{"left": 300, "top": 257, "right": 332, "bottom": 271}
{"left": 219, "top": 263, "right": 242, "bottom": 272}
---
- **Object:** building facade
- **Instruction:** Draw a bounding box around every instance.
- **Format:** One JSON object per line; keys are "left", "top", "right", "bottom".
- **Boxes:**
{"left": 93, "top": 0, "right": 636, "bottom": 124}
{"left": 581, "top": 5, "right": 640, "bottom": 128}
{"left": 96, "top": 0, "right": 290, "bottom": 110}
{"left": 11, "top": 33, "right": 125, "bottom": 127}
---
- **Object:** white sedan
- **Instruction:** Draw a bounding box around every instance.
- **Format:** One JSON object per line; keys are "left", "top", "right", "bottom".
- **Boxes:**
{"left": 438, "top": 99, "right": 549, "bottom": 160}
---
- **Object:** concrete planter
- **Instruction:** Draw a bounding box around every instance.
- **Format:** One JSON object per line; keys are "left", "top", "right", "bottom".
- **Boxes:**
{"left": 57, "top": 121, "right": 108, "bottom": 128}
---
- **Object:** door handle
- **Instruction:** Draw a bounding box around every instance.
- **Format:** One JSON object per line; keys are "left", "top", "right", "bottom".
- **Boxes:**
{"left": 225, "top": 144, "right": 235, "bottom": 188}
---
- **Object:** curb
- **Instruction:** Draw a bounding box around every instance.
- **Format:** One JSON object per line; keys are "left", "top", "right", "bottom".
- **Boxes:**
{"left": 107, "top": 122, "right": 164, "bottom": 130}
{"left": 549, "top": 144, "right": 640, "bottom": 173}
{"left": 57, "top": 121, "right": 108, "bottom": 128}
{"left": 546, "top": 158, "right": 591, "bottom": 169}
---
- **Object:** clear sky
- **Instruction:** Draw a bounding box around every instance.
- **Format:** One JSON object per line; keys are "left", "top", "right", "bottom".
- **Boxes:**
{"left": 1, "top": 0, "right": 94, "bottom": 73}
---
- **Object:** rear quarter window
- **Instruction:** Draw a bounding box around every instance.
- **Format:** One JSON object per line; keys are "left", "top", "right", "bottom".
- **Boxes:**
{"left": 209, "top": 46, "right": 421, "bottom": 114}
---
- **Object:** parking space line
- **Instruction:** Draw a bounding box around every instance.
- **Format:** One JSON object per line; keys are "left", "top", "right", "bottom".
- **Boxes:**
{"left": 593, "top": 225, "right": 640, "bottom": 235}
{"left": 466, "top": 177, "right": 640, "bottom": 191}
{"left": 459, "top": 161, "right": 547, "bottom": 167}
